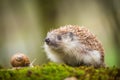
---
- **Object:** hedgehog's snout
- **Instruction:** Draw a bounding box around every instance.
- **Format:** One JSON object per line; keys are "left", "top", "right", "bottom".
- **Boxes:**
{"left": 45, "top": 38, "right": 50, "bottom": 44}
{"left": 45, "top": 37, "right": 58, "bottom": 48}
{"left": 45, "top": 37, "right": 55, "bottom": 45}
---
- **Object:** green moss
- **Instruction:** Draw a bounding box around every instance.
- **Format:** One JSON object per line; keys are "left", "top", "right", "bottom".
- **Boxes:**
{"left": 0, "top": 62, "right": 120, "bottom": 80}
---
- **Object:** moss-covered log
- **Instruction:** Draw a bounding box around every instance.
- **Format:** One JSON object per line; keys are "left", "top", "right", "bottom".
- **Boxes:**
{"left": 0, "top": 62, "right": 120, "bottom": 80}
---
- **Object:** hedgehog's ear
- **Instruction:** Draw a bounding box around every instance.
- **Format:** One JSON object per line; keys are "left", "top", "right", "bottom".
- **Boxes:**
{"left": 68, "top": 32, "right": 74, "bottom": 37}
{"left": 67, "top": 32, "right": 74, "bottom": 40}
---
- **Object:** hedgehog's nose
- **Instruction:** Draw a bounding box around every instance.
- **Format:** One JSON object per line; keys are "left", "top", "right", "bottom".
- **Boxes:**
{"left": 45, "top": 38, "right": 50, "bottom": 44}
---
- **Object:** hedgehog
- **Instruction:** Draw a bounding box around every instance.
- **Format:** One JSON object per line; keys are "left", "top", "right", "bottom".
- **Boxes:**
{"left": 44, "top": 25, "right": 105, "bottom": 67}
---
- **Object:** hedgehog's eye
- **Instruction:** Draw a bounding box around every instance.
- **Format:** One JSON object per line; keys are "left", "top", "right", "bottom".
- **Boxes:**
{"left": 57, "top": 35, "right": 62, "bottom": 40}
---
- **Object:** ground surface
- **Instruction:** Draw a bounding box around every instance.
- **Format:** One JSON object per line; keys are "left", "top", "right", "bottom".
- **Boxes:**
{"left": 0, "top": 62, "right": 120, "bottom": 80}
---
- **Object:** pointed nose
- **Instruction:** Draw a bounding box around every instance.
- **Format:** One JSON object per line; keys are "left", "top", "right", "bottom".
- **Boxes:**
{"left": 45, "top": 38, "right": 50, "bottom": 44}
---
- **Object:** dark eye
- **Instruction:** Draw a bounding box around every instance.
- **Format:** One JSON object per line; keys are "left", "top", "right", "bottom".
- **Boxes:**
{"left": 57, "top": 35, "right": 62, "bottom": 40}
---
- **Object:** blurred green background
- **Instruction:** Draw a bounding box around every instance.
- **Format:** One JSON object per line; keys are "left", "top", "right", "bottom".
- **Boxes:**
{"left": 0, "top": 0, "right": 120, "bottom": 67}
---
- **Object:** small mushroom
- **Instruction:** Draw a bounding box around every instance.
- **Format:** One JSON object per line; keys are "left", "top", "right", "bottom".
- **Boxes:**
{"left": 10, "top": 53, "right": 30, "bottom": 67}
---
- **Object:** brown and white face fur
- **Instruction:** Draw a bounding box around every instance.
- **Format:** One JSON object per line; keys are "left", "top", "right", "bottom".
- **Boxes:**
{"left": 44, "top": 25, "right": 105, "bottom": 67}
